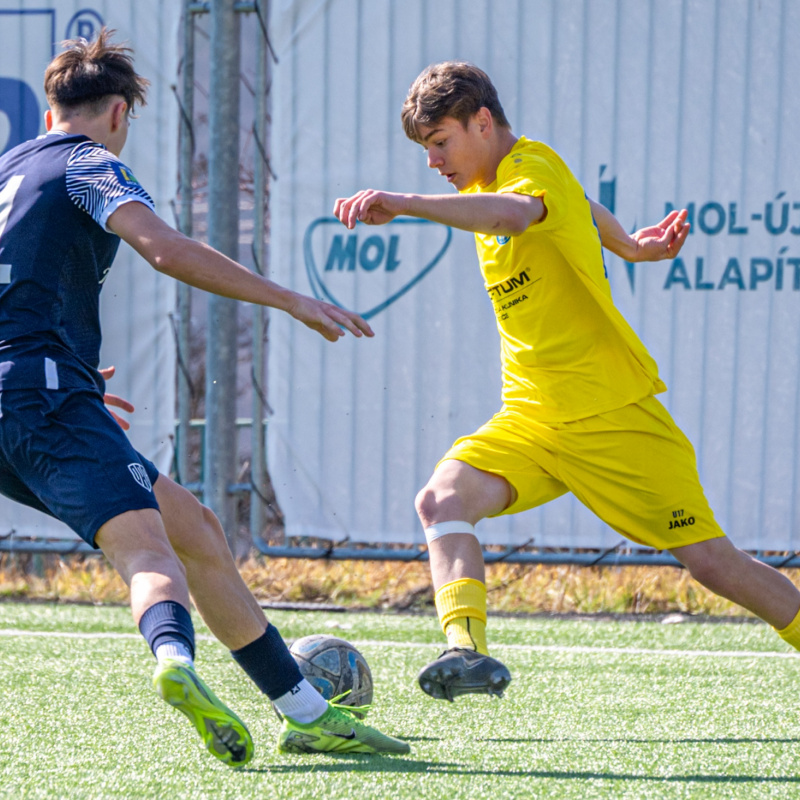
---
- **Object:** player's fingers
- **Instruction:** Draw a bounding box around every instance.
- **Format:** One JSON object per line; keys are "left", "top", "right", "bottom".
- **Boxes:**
{"left": 356, "top": 192, "right": 375, "bottom": 222}
{"left": 319, "top": 317, "right": 346, "bottom": 341}
{"left": 336, "top": 195, "right": 361, "bottom": 227}
{"left": 346, "top": 200, "right": 359, "bottom": 228}
{"left": 108, "top": 409, "right": 131, "bottom": 431}
{"left": 99, "top": 365, "right": 116, "bottom": 379}
{"left": 351, "top": 314, "right": 374, "bottom": 337}
{"left": 333, "top": 197, "right": 346, "bottom": 222}
{"left": 335, "top": 195, "right": 359, "bottom": 229}
{"left": 662, "top": 208, "right": 688, "bottom": 231}
{"left": 327, "top": 307, "right": 365, "bottom": 338}
{"left": 316, "top": 301, "right": 374, "bottom": 339}
{"left": 104, "top": 393, "right": 135, "bottom": 413}
{"left": 349, "top": 192, "right": 371, "bottom": 228}
{"left": 659, "top": 223, "right": 676, "bottom": 244}
{"left": 673, "top": 213, "right": 689, "bottom": 234}
{"left": 336, "top": 199, "right": 353, "bottom": 228}
{"left": 337, "top": 308, "right": 374, "bottom": 338}
{"left": 668, "top": 221, "right": 690, "bottom": 255}
{"left": 354, "top": 190, "right": 382, "bottom": 227}
{"left": 659, "top": 210, "right": 680, "bottom": 228}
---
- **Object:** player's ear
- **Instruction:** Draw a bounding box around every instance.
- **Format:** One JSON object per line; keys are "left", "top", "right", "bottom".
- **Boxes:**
{"left": 44, "top": 109, "right": 53, "bottom": 131}
{"left": 476, "top": 107, "right": 493, "bottom": 137}
{"left": 110, "top": 100, "right": 128, "bottom": 132}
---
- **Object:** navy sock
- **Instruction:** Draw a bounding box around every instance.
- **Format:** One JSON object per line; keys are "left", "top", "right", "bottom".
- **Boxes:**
{"left": 138, "top": 600, "right": 196, "bottom": 660}
{"left": 230, "top": 623, "right": 303, "bottom": 700}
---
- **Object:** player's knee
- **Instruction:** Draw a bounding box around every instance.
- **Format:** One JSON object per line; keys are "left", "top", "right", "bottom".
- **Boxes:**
{"left": 190, "top": 499, "right": 229, "bottom": 553}
{"left": 415, "top": 484, "right": 443, "bottom": 527}
{"left": 415, "top": 482, "right": 467, "bottom": 528}
{"left": 415, "top": 485, "right": 431, "bottom": 522}
{"left": 168, "top": 490, "right": 230, "bottom": 562}
{"left": 196, "top": 499, "right": 218, "bottom": 531}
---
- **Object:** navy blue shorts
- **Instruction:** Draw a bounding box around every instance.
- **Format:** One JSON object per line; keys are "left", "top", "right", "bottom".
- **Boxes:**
{"left": 0, "top": 387, "right": 161, "bottom": 547}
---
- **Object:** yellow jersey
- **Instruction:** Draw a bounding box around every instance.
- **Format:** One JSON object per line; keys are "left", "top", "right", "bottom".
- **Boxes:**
{"left": 467, "top": 136, "right": 666, "bottom": 422}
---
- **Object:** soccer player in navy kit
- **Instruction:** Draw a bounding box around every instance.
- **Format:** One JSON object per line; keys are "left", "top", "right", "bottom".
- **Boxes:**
{"left": 0, "top": 30, "right": 409, "bottom": 763}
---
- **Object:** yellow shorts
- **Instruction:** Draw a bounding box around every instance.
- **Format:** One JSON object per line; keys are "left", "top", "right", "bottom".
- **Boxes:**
{"left": 440, "top": 396, "right": 725, "bottom": 551}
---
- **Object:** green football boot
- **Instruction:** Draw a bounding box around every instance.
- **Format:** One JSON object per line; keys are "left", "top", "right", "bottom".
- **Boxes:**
{"left": 278, "top": 703, "right": 410, "bottom": 755}
{"left": 153, "top": 659, "right": 254, "bottom": 767}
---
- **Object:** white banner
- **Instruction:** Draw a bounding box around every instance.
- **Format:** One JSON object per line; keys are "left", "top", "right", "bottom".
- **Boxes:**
{"left": 268, "top": 0, "right": 800, "bottom": 551}
{"left": 0, "top": 1, "right": 179, "bottom": 541}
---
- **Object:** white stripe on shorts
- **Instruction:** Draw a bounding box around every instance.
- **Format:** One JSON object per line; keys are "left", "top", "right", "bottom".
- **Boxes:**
{"left": 44, "top": 358, "right": 59, "bottom": 390}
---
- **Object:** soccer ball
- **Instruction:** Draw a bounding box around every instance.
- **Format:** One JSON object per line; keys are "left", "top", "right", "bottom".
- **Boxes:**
{"left": 289, "top": 634, "right": 373, "bottom": 717}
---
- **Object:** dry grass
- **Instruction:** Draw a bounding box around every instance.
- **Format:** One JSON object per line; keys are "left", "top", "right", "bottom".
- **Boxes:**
{"left": 2, "top": 551, "right": 790, "bottom": 618}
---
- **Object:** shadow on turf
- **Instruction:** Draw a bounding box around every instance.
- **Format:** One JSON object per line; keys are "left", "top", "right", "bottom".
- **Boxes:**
{"left": 240, "top": 759, "right": 800, "bottom": 784}
{"left": 482, "top": 736, "right": 800, "bottom": 745}
{"left": 238, "top": 756, "right": 449, "bottom": 774}
{"left": 238, "top": 735, "right": 800, "bottom": 784}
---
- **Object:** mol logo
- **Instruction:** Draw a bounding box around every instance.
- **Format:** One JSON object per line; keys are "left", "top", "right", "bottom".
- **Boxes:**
{"left": 303, "top": 218, "right": 452, "bottom": 320}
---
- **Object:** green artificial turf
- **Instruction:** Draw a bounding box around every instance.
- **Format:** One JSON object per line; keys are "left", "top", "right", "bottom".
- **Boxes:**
{"left": 1, "top": 602, "right": 798, "bottom": 799}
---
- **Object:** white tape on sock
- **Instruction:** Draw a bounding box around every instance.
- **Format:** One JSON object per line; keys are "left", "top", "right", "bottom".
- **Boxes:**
{"left": 424, "top": 521, "right": 476, "bottom": 543}
{"left": 273, "top": 678, "right": 329, "bottom": 723}
{"left": 155, "top": 642, "right": 193, "bottom": 666}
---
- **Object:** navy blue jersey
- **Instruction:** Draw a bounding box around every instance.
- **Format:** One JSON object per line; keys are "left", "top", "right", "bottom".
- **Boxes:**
{"left": 0, "top": 131, "right": 154, "bottom": 391}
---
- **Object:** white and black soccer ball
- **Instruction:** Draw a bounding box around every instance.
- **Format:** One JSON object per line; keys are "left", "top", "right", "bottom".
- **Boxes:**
{"left": 289, "top": 634, "right": 373, "bottom": 717}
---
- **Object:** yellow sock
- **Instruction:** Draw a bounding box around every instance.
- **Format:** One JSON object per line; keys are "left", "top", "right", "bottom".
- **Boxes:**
{"left": 776, "top": 606, "right": 800, "bottom": 650}
{"left": 434, "top": 578, "right": 488, "bottom": 655}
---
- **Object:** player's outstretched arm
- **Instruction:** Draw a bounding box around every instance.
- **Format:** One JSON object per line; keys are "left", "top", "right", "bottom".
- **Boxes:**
{"left": 589, "top": 199, "right": 690, "bottom": 262}
{"left": 334, "top": 189, "right": 544, "bottom": 236}
{"left": 107, "top": 201, "right": 373, "bottom": 342}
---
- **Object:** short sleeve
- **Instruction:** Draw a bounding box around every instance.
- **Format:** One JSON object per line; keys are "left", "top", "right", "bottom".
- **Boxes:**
{"left": 495, "top": 150, "right": 567, "bottom": 231}
{"left": 66, "top": 142, "right": 155, "bottom": 231}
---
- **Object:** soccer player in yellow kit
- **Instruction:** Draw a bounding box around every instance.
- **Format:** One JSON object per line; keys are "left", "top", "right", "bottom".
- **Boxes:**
{"left": 334, "top": 61, "right": 800, "bottom": 702}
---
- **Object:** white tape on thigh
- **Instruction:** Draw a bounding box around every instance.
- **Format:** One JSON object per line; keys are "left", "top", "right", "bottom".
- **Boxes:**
{"left": 424, "top": 521, "right": 476, "bottom": 543}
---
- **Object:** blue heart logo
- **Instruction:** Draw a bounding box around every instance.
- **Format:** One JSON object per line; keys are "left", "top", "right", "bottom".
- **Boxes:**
{"left": 303, "top": 217, "right": 452, "bottom": 320}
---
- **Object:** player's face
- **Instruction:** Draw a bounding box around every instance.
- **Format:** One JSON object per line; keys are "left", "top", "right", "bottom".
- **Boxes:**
{"left": 417, "top": 114, "right": 492, "bottom": 191}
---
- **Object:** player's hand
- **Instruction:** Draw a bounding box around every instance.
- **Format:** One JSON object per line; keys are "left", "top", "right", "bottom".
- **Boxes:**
{"left": 629, "top": 209, "right": 690, "bottom": 262}
{"left": 286, "top": 294, "right": 374, "bottom": 342}
{"left": 333, "top": 190, "right": 407, "bottom": 229}
{"left": 99, "top": 365, "right": 134, "bottom": 431}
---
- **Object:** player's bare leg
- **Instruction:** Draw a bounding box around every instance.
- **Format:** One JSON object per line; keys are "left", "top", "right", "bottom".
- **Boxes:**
{"left": 418, "top": 459, "right": 512, "bottom": 588}
{"left": 97, "top": 509, "right": 253, "bottom": 766}
{"left": 154, "top": 475, "right": 410, "bottom": 752}
{"left": 155, "top": 474, "right": 268, "bottom": 650}
{"left": 414, "top": 460, "right": 514, "bottom": 700}
{"left": 670, "top": 537, "right": 800, "bottom": 629}
{"left": 97, "top": 508, "right": 190, "bottom": 623}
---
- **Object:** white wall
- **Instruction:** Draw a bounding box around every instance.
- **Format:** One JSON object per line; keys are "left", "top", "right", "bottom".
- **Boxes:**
{"left": 0, "top": 0, "right": 179, "bottom": 541}
{"left": 268, "top": 0, "right": 800, "bottom": 551}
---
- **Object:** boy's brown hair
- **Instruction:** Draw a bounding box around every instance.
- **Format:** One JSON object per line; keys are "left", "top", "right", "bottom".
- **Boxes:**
{"left": 401, "top": 61, "right": 510, "bottom": 142}
{"left": 44, "top": 27, "right": 149, "bottom": 117}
